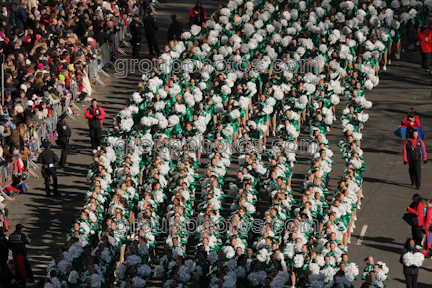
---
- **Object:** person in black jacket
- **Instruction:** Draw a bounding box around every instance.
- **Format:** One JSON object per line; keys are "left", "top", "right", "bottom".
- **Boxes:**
{"left": 130, "top": 14, "right": 144, "bottom": 59}
{"left": 8, "top": 224, "right": 33, "bottom": 283}
{"left": 143, "top": 10, "right": 160, "bottom": 56}
{"left": 400, "top": 238, "right": 420, "bottom": 288}
{"left": 167, "top": 14, "right": 183, "bottom": 41}
{"left": 56, "top": 114, "right": 71, "bottom": 168}
{"left": 403, "top": 129, "right": 427, "bottom": 190}
{"left": 37, "top": 140, "right": 59, "bottom": 196}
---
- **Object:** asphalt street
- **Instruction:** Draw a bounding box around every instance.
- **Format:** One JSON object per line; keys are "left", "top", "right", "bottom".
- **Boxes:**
{"left": 3, "top": 1, "right": 432, "bottom": 287}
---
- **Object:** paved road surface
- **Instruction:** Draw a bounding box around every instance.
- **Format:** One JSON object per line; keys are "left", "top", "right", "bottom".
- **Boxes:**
{"left": 3, "top": 1, "right": 432, "bottom": 287}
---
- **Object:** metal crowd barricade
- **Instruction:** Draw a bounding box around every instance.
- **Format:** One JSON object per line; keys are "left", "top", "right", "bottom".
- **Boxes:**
{"left": 70, "top": 81, "right": 80, "bottom": 111}
{"left": 86, "top": 27, "right": 131, "bottom": 84}
{"left": 0, "top": 156, "right": 20, "bottom": 200}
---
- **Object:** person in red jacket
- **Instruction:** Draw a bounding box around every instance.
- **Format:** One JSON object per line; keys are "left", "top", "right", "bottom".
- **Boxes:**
{"left": 189, "top": 1, "right": 207, "bottom": 27}
{"left": 403, "top": 129, "right": 427, "bottom": 190}
{"left": 84, "top": 99, "right": 106, "bottom": 149}
{"left": 423, "top": 199, "right": 432, "bottom": 257}
{"left": 413, "top": 25, "right": 432, "bottom": 72}
{"left": 402, "top": 108, "right": 420, "bottom": 138}
{"left": 407, "top": 194, "right": 425, "bottom": 248}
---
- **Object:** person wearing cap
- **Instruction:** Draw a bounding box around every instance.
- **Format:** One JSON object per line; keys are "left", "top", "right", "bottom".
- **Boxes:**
{"left": 167, "top": 14, "right": 183, "bottom": 42}
{"left": 143, "top": 10, "right": 160, "bottom": 56}
{"left": 56, "top": 114, "right": 71, "bottom": 168}
{"left": 84, "top": 99, "right": 106, "bottom": 149}
{"left": 413, "top": 25, "right": 432, "bottom": 73}
{"left": 8, "top": 224, "right": 34, "bottom": 282}
{"left": 403, "top": 129, "right": 427, "bottom": 190}
{"left": 130, "top": 14, "right": 144, "bottom": 59}
{"left": 37, "top": 140, "right": 59, "bottom": 196}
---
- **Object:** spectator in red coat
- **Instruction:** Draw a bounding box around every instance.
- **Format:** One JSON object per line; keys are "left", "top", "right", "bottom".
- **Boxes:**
{"left": 402, "top": 108, "right": 420, "bottom": 138}
{"left": 189, "top": 2, "right": 207, "bottom": 27}
{"left": 423, "top": 199, "right": 432, "bottom": 257}
{"left": 84, "top": 99, "right": 106, "bottom": 149}
{"left": 413, "top": 25, "right": 432, "bottom": 72}
{"left": 407, "top": 194, "right": 425, "bottom": 248}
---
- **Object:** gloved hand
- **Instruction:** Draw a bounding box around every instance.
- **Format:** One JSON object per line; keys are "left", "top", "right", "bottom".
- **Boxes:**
{"left": 93, "top": 115, "right": 99, "bottom": 120}
{"left": 404, "top": 161, "right": 407, "bottom": 165}
{"left": 424, "top": 160, "right": 427, "bottom": 164}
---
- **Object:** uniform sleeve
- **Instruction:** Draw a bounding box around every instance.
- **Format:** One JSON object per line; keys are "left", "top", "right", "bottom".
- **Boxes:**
{"left": 421, "top": 140, "right": 427, "bottom": 160}
{"left": 203, "top": 8, "right": 207, "bottom": 20}
{"left": 152, "top": 18, "right": 159, "bottom": 31}
{"left": 85, "top": 108, "right": 92, "bottom": 119}
{"left": 98, "top": 107, "right": 106, "bottom": 120}
{"left": 403, "top": 140, "right": 408, "bottom": 162}
{"left": 402, "top": 116, "right": 410, "bottom": 127}
{"left": 189, "top": 8, "right": 196, "bottom": 18}
{"left": 407, "top": 203, "right": 423, "bottom": 216}
{"left": 425, "top": 208, "right": 432, "bottom": 231}
{"left": 414, "top": 116, "right": 420, "bottom": 127}
{"left": 23, "top": 234, "right": 30, "bottom": 245}
{"left": 53, "top": 151, "right": 60, "bottom": 163}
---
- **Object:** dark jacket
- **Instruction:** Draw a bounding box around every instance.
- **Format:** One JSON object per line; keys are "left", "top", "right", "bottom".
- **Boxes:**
{"left": 130, "top": 19, "right": 144, "bottom": 45}
{"left": 189, "top": 6, "right": 207, "bottom": 26}
{"left": 0, "top": 10, "right": 12, "bottom": 27}
{"left": 400, "top": 248, "right": 420, "bottom": 275}
{"left": 143, "top": 15, "right": 159, "bottom": 36}
{"left": 403, "top": 138, "right": 427, "bottom": 162}
{"left": 167, "top": 19, "right": 183, "bottom": 41}
{"left": 14, "top": 7, "right": 27, "bottom": 25}
{"left": 37, "top": 148, "right": 59, "bottom": 165}
{"left": 84, "top": 106, "right": 106, "bottom": 128}
{"left": 8, "top": 230, "right": 29, "bottom": 257}
{"left": 56, "top": 120, "right": 71, "bottom": 138}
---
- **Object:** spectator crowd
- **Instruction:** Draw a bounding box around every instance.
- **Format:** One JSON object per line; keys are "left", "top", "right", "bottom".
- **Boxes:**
{"left": 0, "top": 0, "right": 144, "bottom": 285}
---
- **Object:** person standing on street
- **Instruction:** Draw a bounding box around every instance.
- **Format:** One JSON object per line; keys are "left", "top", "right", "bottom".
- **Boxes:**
{"left": 403, "top": 129, "right": 427, "bottom": 190}
{"left": 37, "top": 140, "right": 59, "bottom": 197}
{"left": 413, "top": 25, "right": 432, "bottom": 73}
{"left": 189, "top": 1, "right": 207, "bottom": 27}
{"left": 422, "top": 199, "right": 432, "bottom": 257}
{"left": 143, "top": 10, "right": 160, "bottom": 56}
{"left": 56, "top": 114, "right": 71, "bottom": 169}
{"left": 400, "top": 238, "right": 420, "bottom": 288}
{"left": 8, "top": 224, "right": 33, "bottom": 284}
{"left": 402, "top": 108, "right": 421, "bottom": 139}
{"left": 167, "top": 14, "right": 183, "bottom": 41}
{"left": 406, "top": 194, "right": 425, "bottom": 249}
{"left": 84, "top": 99, "right": 106, "bottom": 149}
{"left": 130, "top": 14, "right": 144, "bottom": 59}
